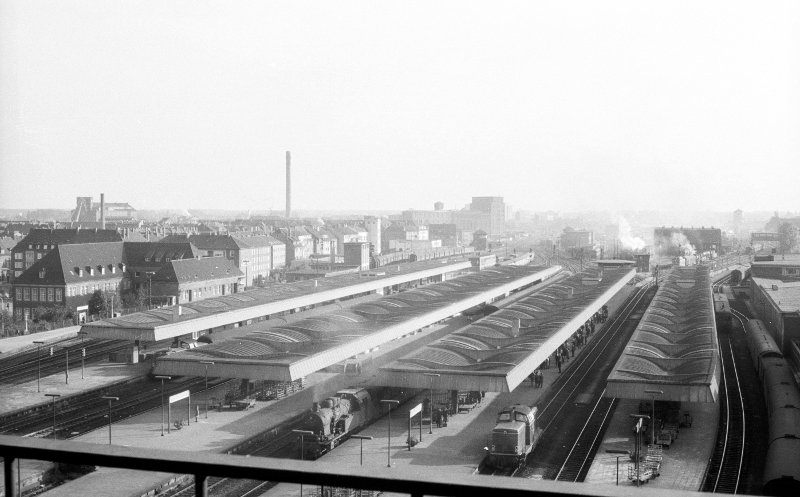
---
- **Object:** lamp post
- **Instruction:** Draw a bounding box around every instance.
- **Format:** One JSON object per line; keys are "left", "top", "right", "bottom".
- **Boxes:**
{"left": 380, "top": 399, "right": 400, "bottom": 468}
{"left": 33, "top": 340, "right": 45, "bottom": 392}
{"left": 629, "top": 414, "right": 650, "bottom": 486}
{"left": 155, "top": 375, "right": 171, "bottom": 436}
{"left": 351, "top": 435, "right": 373, "bottom": 466}
{"left": 423, "top": 373, "right": 440, "bottom": 434}
{"left": 292, "top": 429, "right": 314, "bottom": 497}
{"left": 199, "top": 361, "right": 214, "bottom": 391}
{"left": 44, "top": 393, "right": 61, "bottom": 439}
{"left": 606, "top": 449, "right": 630, "bottom": 486}
{"left": 146, "top": 272, "right": 154, "bottom": 309}
{"left": 101, "top": 396, "right": 119, "bottom": 445}
{"left": 644, "top": 389, "right": 663, "bottom": 445}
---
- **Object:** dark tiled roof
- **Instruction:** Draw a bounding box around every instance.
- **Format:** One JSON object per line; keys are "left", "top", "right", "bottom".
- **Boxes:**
{"left": 187, "top": 234, "right": 243, "bottom": 251}
{"left": 14, "top": 242, "right": 126, "bottom": 286}
{"left": 14, "top": 229, "right": 122, "bottom": 250}
{"left": 153, "top": 257, "right": 242, "bottom": 284}
{"left": 124, "top": 242, "right": 200, "bottom": 265}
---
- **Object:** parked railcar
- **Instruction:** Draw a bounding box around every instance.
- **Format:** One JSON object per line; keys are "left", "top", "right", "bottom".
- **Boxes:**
{"left": 746, "top": 319, "right": 782, "bottom": 379}
{"left": 762, "top": 436, "right": 800, "bottom": 496}
{"left": 485, "top": 404, "right": 539, "bottom": 469}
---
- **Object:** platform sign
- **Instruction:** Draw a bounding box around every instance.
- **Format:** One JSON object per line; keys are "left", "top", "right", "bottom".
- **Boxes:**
{"left": 408, "top": 402, "right": 423, "bottom": 450}
{"left": 169, "top": 390, "right": 190, "bottom": 404}
{"left": 167, "top": 390, "right": 192, "bottom": 432}
{"left": 409, "top": 402, "right": 423, "bottom": 418}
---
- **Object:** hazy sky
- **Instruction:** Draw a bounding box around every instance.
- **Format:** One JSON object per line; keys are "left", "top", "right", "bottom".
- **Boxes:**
{"left": 1, "top": 1, "right": 798, "bottom": 213}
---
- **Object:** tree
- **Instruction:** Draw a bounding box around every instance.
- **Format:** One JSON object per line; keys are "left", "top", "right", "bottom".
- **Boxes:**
{"left": 88, "top": 290, "right": 106, "bottom": 317}
{"left": 51, "top": 305, "right": 71, "bottom": 327}
{"left": 1, "top": 309, "right": 16, "bottom": 337}
{"left": 778, "top": 222, "right": 799, "bottom": 253}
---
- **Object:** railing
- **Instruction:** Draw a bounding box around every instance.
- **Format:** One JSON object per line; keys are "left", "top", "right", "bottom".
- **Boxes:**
{"left": 0, "top": 435, "right": 713, "bottom": 497}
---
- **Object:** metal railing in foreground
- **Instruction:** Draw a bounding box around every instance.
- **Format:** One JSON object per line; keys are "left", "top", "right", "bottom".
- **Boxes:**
{"left": 0, "top": 435, "right": 712, "bottom": 497}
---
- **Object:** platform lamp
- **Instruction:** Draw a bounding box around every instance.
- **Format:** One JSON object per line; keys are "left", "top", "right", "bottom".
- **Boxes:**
{"left": 155, "top": 375, "right": 171, "bottom": 436}
{"left": 380, "top": 399, "right": 400, "bottom": 468}
{"left": 100, "top": 396, "right": 119, "bottom": 445}
{"left": 199, "top": 361, "right": 214, "bottom": 391}
{"left": 423, "top": 373, "right": 440, "bottom": 434}
{"left": 292, "top": 429, "right": 314, "bottom": 497}
{"left": 351, "top": 435, "right": 373, "bottom": 466}
{"left": 33, "top": 340, "right": 45, "bottom": 392}
{"left": 629, "top": 414, "right": 650, "bottom": 487}
{"left": 644, "top": 389, "right": 663, "bottom": 445}
{"left": 605, "top": 449, "right": 630, "bottom": 486}
{"left": 44, "top": 393, "right": 61, "bottom": 440}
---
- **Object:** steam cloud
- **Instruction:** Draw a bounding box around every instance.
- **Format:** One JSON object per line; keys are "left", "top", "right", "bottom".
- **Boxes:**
{"left": 617, "top": 218, "right": 646, "bottom": 251}
{"left": 670, "top": 232, "right": 696, "bottom": 256}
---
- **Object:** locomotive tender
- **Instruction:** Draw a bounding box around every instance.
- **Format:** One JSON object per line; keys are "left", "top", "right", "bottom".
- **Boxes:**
{"left": 486, "top": 404, "right": 539, "bottom": 469}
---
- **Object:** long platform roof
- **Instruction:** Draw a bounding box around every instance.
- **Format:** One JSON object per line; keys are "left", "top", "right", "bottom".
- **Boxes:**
{"left": 152, "top": 265, "right": 561, "bottom": 381}
{"left": 375, "top": 266, "right": 636, "bottom": 393}
{"left": 605, "top": 266, "right": 720, "bottom": 403}
{"left": 80, "top": 259, "right": 472, "bottom": 342}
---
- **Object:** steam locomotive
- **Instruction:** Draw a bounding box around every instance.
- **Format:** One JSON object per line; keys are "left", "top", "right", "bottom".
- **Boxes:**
{"left": 485, "top": 404, "right": 539, "bottom": 469}
{"left": 296, "top": 386, "right": 411, "bottom": 459}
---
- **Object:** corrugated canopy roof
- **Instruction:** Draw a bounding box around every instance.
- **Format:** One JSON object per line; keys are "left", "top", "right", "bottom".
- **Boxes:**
{"left": 376, "top": 267, "right": 636, "bottom": 392}
{"left": 605, "top": 266, "right": 720, "bottom": 402}
{"left": 151, "top": 265, "right": 559, "bottom": 381}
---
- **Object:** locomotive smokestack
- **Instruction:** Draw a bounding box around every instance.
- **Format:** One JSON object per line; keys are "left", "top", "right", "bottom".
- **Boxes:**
{"left": 285, "top": 151, "right": 291, "bottom": 219}
{"left": 100, "top": 193, "right": 105, "bottom": 229}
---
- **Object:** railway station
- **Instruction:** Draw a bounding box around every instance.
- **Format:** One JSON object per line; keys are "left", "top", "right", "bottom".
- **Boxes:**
{"left": 151, "top": 265, "right": 560, "bottom": 381}
{"left": 375, "top": 266, "right": 637, "bottom": 392}
{"left": 79, "top": 259, "right": 473, "bottom": 361}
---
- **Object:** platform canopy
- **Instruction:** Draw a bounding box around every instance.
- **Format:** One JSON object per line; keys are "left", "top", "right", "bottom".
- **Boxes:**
{"left": 152, "top": 265, "right": 561, "bottom": 381}
{"left": 605, "top": 266, "right": 720, "bottom": 403}
{"left": 79, "top": 259, "right": 472, "bottom": 342}
{"left": 375, "top": 267, "right": 637, "bottom": 393}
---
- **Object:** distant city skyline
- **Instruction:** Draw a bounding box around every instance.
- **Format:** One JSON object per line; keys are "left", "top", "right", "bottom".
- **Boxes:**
{"left": 2, "top": 1, "right": 798, "bottom": 212}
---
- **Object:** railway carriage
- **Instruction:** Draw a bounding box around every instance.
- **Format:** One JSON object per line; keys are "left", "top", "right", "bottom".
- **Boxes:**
{"left": 745, "top": 319, "right": 782, "bottom": 379}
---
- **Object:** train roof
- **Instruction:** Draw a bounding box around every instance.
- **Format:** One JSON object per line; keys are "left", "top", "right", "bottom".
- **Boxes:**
{"left": 493, "top": 421, "right": 526, "bottom": 433}
{"left": 762, "top": 437, "right": 800, "bottom": 492}
{"left": 499, "top": 404, "right": 535, "bottom": 415}
{"left": 746, "top": 319, "right": 782, "bottom": 358}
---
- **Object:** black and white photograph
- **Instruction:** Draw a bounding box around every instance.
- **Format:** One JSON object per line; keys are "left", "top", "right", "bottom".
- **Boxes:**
{"left": 0, "top": 1, "right": 798, "bottom": 496}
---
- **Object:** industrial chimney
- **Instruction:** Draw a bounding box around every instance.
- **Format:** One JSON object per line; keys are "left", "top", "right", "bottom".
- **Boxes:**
{"left": 285, "top": 151, "right": 291, "bottom": 219}
{"left": 100, "top": 193, "right": 105, "bottom": 229}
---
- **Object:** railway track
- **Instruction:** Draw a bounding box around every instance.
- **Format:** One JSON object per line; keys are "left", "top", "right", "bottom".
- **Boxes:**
{"left": 516, "top": 283, "right": 656, "bottom": 481}
{"left": 0, "top": 375, "right": 231, "bottom": 439}
{"left": 702, "top": 297, "right": 755, "bottom": 494}
{"left": 0, "top": 338, "right": 128, "bottom": 386}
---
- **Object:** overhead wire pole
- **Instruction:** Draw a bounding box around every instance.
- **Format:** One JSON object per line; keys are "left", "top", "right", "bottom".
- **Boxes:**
{"left": 292, "top": 429, "right": 314, "bottom": 497}
{"left": 44, "top": 394, "right": 60, "bottom": 440}
{"left": 101, "top": 396, "right": 119, "bottom": 445}
{"left": 33, "top": 341, "right": 45, "bottom": 392}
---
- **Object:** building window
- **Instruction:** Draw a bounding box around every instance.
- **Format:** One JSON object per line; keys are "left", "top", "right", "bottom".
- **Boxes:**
{"left": 48, "top": 288, "right": 54, "bottom": 301}
{"left": 14, "top": 252, "right": 22, "bottom": 260}
{"left": 56, "top": 288, "right": 62, "bottom": 301}
{"left": 23, "top": 288, "right": 30, "bottom": 301}
{"left": 15, "top": 288, "right": 22, "bottom": 300}
{"left": 31, "top": 288, "right": 38, "bottom": 302}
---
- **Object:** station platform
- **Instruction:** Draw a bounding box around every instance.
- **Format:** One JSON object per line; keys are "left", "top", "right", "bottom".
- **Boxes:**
{"left": 262, "top": 361, "right": 565, "bottom": 497}
{"left": 584, "top": 397, "right": 718, "bottom": 490}
{"left": 3, "top": 316, "right": 475, "bottom": 497}
{"left": 0, "top": 325, "right": 81, "bottom": 356}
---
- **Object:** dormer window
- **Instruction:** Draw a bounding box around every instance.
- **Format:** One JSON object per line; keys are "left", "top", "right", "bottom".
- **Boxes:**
{"left": 119, "top": 263, "right": 126, "bottom": 272}
{"left": 110, "top": 264, "right": 116, "bottom": 274}
{"left": 145, "top": 257, "right": 150, "bottom": 262}
{"left": 39, "top": 269, "right": 46, "bottom": 279}
{"left": 98, "top": 265, "right": 105, "bottom": 275}
{"left": 77, "top": 267, "right": 83, "bottom": 277}
{"left": 87, "top": 266, "right": 94, "bottom": 276}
